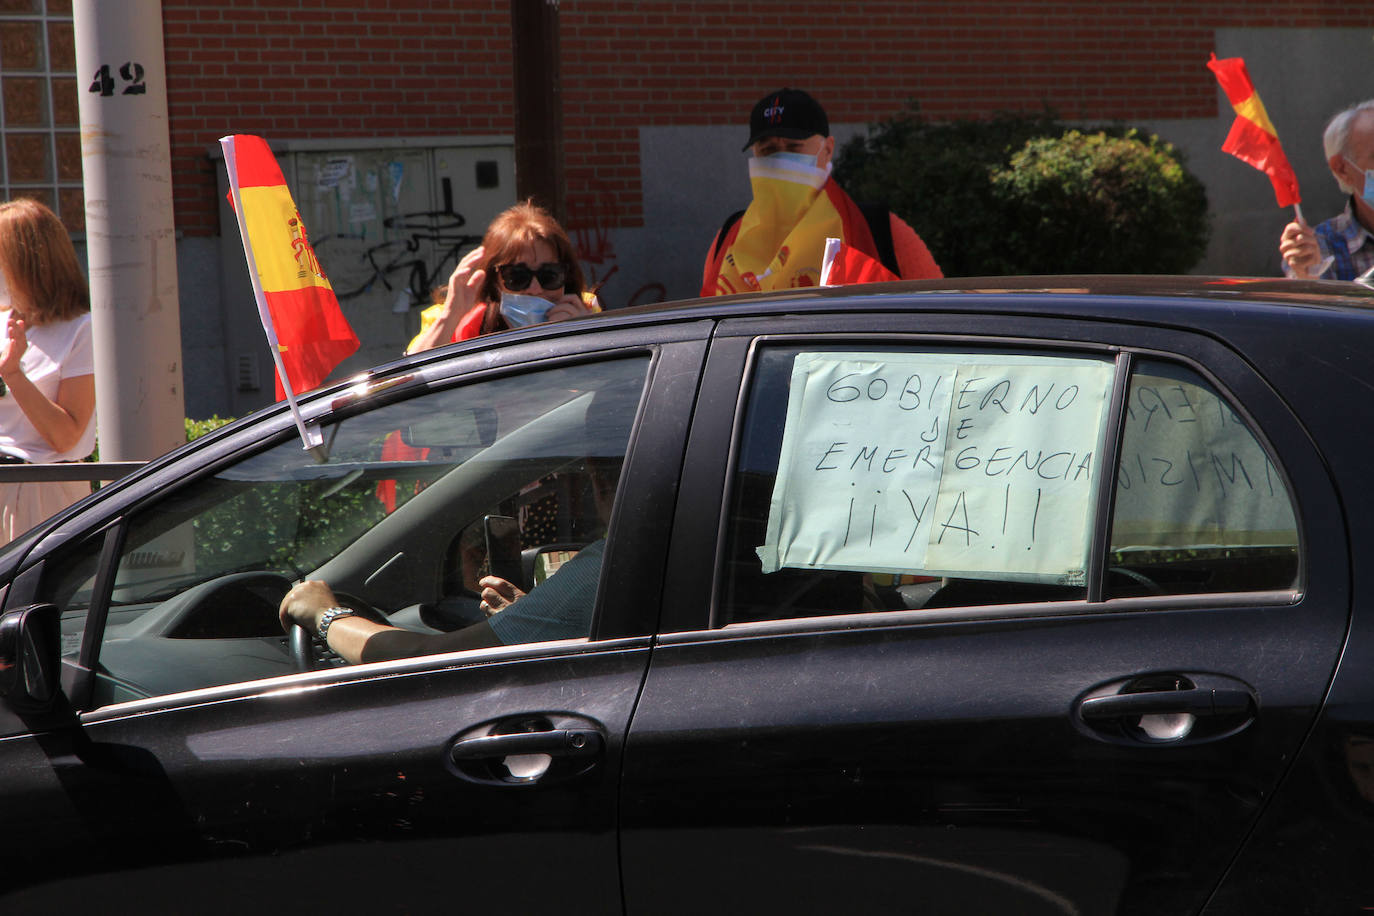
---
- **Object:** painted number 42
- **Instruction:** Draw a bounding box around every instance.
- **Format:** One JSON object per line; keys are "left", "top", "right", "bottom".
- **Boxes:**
{"left": 89, "top": 63, "right": 147, "bottom": 96}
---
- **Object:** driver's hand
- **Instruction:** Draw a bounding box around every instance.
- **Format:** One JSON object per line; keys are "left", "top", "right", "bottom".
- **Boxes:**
{"left": 279, "top": 579, "right": 338, "bottom": 633}
{"left": 478, "top": 575, "right": 525, "bottom": 617}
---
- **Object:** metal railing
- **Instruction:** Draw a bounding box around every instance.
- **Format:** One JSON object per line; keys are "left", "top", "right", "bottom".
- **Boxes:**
{"left": 0, "top": 461, "right": 147, "bottom": 484}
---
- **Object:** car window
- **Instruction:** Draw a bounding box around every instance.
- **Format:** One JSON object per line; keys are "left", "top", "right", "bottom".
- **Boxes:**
{"left": 720, "top": 346, "right": 1299, "bottom": 625}
{"left": 41, "top": 355, "right": 649, "bottom": 707}
{"left": 1106, "top": 359, "right": 1298, "bottom": 597}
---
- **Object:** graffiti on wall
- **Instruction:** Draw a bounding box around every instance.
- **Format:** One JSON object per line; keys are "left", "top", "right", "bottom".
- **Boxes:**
{"left": 304, "top": 156, "right": 669, "bottom": 322}
{"left": 312, "top": 175, "right": 483, "bottom": 310}
{"left": 566, "top": 178, "right": 667, "bottom": 310}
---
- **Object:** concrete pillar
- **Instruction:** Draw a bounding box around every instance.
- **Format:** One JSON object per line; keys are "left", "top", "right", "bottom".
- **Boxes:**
{"left": 73, "top": 0, "right": 185, "bottom": 461}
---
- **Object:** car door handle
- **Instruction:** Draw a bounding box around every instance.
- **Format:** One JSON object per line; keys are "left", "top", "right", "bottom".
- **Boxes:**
{"left": 1079, "top": 687, "right": 1251, "bottom": 721}
{"left": 449, "top": 728, "right": 603, "bottom": 763}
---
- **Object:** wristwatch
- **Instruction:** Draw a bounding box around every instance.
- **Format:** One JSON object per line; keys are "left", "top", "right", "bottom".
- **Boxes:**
{"left": 317, "top": 606, "right": 356, "bottom": 641}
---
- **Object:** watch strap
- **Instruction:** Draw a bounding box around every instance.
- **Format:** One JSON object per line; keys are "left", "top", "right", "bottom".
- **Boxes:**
{"left": 317, "top": 606, "right": 356, "bottom": 640}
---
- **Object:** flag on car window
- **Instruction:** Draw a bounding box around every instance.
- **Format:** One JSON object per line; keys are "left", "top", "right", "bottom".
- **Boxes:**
{"left": 1206, "top": 54, "right": 1301, "bottom": 208}
{"left": 220, "top": 134, "right": 359, "bottom": 401}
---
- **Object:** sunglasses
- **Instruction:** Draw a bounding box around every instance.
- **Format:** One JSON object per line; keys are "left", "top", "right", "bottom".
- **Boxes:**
{"left": 497, "top": 261, "right": 567, "bottom": 292}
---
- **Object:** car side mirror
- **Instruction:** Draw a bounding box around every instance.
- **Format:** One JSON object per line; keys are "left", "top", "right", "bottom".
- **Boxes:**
{"left": 0, "top": 603, "right": 61, "bottom": 711}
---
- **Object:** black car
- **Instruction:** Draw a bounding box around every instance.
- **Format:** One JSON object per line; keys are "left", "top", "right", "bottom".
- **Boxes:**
{"left": 1, "top": 276, "right": 1371, "bottom": 914}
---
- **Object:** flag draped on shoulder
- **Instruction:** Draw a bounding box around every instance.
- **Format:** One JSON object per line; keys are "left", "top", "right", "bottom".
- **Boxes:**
{"left": 1206, "top": 54, "right": 1301, "bottom": 208}
{"left": 709, "top": 154, "right": 900, "bottom": 295}
{"left": 220, "top": 134, "right": 359, "bottom": 403}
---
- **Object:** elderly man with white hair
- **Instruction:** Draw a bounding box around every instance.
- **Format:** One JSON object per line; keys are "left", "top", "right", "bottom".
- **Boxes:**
{"left": 1279, "top": 100, "right": 1374, "bottom": 281}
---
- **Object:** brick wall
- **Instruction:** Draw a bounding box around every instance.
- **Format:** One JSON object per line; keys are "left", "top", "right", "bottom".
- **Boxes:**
{"left": 162, "top": 0, "right": 515, "bottom": 234}
{"left": 163, "top": 0, "right": 1374, "bottom": 236}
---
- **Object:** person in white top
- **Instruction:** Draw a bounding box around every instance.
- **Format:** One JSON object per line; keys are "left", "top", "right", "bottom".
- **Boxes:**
{"left": 0, "top": 199, "right": 96, "bottom": 545}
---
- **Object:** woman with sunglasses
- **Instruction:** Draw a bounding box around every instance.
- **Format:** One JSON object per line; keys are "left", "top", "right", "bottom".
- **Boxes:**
{"left": 406, "top": 200, "right": 599, "bottom": 354}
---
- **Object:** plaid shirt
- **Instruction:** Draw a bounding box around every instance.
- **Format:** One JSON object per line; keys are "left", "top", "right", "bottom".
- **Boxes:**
{"left": 1285, "top": 197, "right": 1374, "bottom": 281}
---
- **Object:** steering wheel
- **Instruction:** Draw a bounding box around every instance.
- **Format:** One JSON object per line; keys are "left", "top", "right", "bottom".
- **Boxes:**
{"left": 1107, "top": 566, "right": 1163, "bottom": 596}
{"left": 289, "top": 593, "right": 392, "bottom": 672}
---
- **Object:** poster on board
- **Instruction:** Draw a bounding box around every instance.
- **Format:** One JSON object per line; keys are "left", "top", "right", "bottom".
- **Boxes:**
{"left": 756, "top": 352, "right": 1115, "bottom": 582}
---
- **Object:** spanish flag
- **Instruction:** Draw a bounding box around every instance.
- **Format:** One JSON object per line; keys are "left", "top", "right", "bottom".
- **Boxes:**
{"left": 820, "top": 239, "right": 900, "bottom": 286}
{"left": 712, "top": 150, "right": 905, "bottom": 295}
{"left": 1207, "top": 54, "right": 1301, "bottom": 208}
{"left": 220, "top": 134, "right": 359, "bottom": 401}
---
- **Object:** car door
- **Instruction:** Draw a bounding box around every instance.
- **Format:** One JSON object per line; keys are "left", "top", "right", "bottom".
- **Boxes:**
{"left": 621, "top": 311, "right": 1348, "bottom": 915}
{"left": 0, "top": 326, "right": 708, "bottom": 912}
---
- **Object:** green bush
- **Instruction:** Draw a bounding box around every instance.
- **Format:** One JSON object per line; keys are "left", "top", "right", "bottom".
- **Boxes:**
{"left": 832, "top": 107, "right": 1210, "bottom": 276}
{"left": 186, "top": 415, "right": 235, "bottom": 441}
{"left": 990, "top": 129, "right": 1210, "bottom": 274}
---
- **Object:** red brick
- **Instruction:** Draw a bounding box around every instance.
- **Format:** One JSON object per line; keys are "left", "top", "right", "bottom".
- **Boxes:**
{"left": 145, "top": 0, "right": 1374, "bottom": 234}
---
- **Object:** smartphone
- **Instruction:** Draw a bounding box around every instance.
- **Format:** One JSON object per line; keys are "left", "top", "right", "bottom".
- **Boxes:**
{"left": 483, "top": 515, "right": 523, "bottom": 589}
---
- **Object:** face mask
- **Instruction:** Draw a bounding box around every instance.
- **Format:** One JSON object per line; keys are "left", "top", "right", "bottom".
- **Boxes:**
{"left": 748, "top": 149, "right": 830, "bottom": 192}
{"left": 1344, "top": 157, "right": 1374, "bottom": 206}
{"left": 759, "top": 150, "right": 820, "bottom": 170}
{"left": 499, "top": 291, "right": 554, "bottom": 328}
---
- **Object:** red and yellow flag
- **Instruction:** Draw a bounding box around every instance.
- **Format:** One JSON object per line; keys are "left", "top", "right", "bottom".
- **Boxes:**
{"left": 221, "top": 134, "right": 358, "bottom": 400}
{"left": 821, "top": 242, "right": 900, "bottom": 286}
{"left": 1207, "top": 54, "right": 1301, "bottom": 208}
{"left": 709, "top": 161, "right": 897, "bottom": 296}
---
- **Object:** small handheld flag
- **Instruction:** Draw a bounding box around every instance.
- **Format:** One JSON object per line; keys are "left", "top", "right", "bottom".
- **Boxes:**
{"left": 1207, "top": 54, "right": 1302, "bottom": 210}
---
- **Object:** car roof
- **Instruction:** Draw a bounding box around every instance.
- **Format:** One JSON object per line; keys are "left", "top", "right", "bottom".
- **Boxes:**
{"left": 631, "top": 274, "right": 1374, "bottom": 319}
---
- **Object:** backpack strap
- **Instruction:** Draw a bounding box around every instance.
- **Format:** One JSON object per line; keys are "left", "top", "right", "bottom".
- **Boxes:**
{"left": 711, "top": 209, "right": 747, "bottom": 263}
{"left": 855, "top": 201, "right": 899, "bottom": 277}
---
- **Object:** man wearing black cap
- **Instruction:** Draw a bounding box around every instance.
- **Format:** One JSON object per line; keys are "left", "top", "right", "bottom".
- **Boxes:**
{"left": 700, "top": 88, "right": 942, "bottom": 296}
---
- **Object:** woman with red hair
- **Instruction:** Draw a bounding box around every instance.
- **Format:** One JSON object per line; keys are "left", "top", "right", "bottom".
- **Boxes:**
{"left": 406, "top": 200, "right": 599, "bottom": 353}
{"left": 380, "top": 201, "right": 601, "bottom": 512}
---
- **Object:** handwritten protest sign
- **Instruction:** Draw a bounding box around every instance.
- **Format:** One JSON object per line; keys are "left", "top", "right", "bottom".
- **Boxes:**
{"left": 757, "top": 352, "right": 1114, "bottom": 582}
{"left": 1111, "top": 368, "right": 1296, "bottom": 548}
{"left": 924, "top": 361, "right": 1115, "bottom": 578}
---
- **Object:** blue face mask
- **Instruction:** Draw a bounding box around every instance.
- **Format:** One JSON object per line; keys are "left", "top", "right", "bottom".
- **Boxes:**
{"left": 760, "top": 150, "right": 820, "bottom": 170}
{"left": 748, "top": 148, "right": 831, "bottom": 191}
{"left": 499, "top": 291, "right": 554, "bottom": 328}
{"left": 1345, "top": 157, "right": 1374, "bottom": 206}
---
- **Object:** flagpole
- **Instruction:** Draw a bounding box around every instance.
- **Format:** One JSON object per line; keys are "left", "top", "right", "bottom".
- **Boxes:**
{"left": 820, "top": 237, "right": 842, "bottom": 286}
{"left": 1293, "top": 203, "right": 1306, "bottom": 226}
{"left": 220, "top": 136, "right": 325, "bottom": 455}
